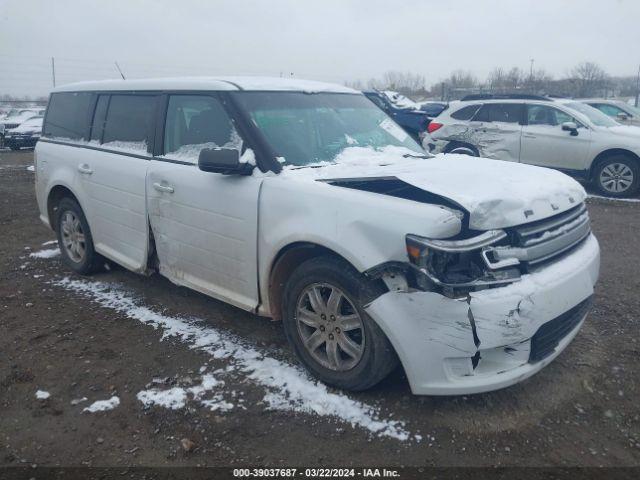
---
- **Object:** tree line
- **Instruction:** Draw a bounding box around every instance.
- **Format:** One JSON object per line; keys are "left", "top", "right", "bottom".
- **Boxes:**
{"left": 345, "top": 62, "right": 639, "bottom": 101}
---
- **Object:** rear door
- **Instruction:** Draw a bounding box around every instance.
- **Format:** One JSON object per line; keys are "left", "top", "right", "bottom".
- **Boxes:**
{"left": 77, "top": 93, "right": 156, "bottom": 271}
{"left": 469, "top": 103, "right": 523, "bottom": 161}
{"left": 519, "top": 104, "right": 592, "bottom": 170}
{"left": 146, "top": 93, "right": 261, "bottom": 311}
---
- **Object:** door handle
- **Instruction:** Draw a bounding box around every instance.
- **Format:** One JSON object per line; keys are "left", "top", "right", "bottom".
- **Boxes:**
{"left": 77, "top": 164, "right": 93, "bottom": 175}
{"left": 153, "top": 182, "right": 174, "bottom": 194}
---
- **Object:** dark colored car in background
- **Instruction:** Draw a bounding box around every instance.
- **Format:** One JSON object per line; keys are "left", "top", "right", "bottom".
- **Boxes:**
{"left": 3, "top": 116, "right": 43, "bottom": 150}
{"left": 362, "top": 90, "right": 432, "bottom": 142}
{"left": 418, "top": 101, "right": 448, "bottom": 117}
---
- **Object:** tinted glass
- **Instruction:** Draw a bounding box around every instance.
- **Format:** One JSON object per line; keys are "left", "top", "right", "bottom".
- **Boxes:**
{"left": 102, "top": 95, "right": 156, "bottom": 152}
{"left": 90, "top": 95, "right": 109, "bottom": 142}
{"left": 163, "top": 95, "right": 240, "bottom": 163}
{"left": 451, "top": 104, "right": 481, "bottom": 120}
{"left": 565, "top": 102, "right": 617, "bottom": 127}
{"left": 527, "top": 105, "right": 579, "bottom": 126}
{"left": 43, "top": 92, "right": 93, "bottom": 140}
{"left": 233, "top": 92, "right": 424, "bottom": 166}
{"left": 592, "top": 103, "right": 626, "bottom": 117}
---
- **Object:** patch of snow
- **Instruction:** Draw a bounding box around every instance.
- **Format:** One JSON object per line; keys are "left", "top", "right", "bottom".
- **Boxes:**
{"left": 41, "top": 240, "right": 58, "bottom": 246}
{"left": 137, "top": 387, "right": 187, "bottom": 410}
{"left": 53, "top": 278, "right": 413, "bottom": 441}
{"left": 71, "top": 397, "right": 88, "bottom": 405}
{"left": 29, "top": 247, "right": 60, "bottom": 259}
{"left": 26, "top": 165, "right": 34, "bottom": 172}
{"left": 35, "top": 390, "right": 50, "bottom": 400}
{"left": 587, "top": 194, "right": 640, "bottom": 203}
{"left": 239, "top": 148, "right": 256, "bottom": 166}
{"left": 101, "top": 140, "right": 147, "bottom": 154}
{"left": 83, "top": 396, "right": 120, "bottom": 413}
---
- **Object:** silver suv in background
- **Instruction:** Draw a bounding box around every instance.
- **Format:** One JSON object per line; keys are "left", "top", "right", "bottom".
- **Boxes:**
{"left": 580, "top": 99, "right": 640, "bottom": 127}
{"left": 424, "top": 95, "right": 640, "bottom": 197}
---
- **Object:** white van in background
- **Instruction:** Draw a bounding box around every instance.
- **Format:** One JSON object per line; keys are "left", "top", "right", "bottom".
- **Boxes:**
{"left": 35, "top": 78, "right": 599, "bottom": 395}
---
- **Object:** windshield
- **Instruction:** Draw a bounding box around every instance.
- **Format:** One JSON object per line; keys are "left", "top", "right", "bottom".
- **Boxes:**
{"left": 566, "top": 102, "right": 618, "bottom": 127}
{"left": 233, "top": 92, "right": 424, "bottom": 166}
{"left": 621, "top": 102, "right": 640, "bottom": 116}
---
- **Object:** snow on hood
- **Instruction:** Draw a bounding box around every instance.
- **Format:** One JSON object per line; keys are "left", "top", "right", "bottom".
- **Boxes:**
{"left": 280, "top": 147, "right": 586, "bottom": 230}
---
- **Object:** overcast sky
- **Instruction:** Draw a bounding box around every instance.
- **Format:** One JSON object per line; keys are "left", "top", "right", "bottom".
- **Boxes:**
{"left": 1, "top": 0, "right": 639, "bottom": 97}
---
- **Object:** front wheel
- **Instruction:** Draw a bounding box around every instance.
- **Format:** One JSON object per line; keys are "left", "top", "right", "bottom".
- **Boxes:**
{"left": 55, "top": 197, "right": 103, "bottom": 274}
{"left": 282, "top": 256, "right": 398, "bottom": 391}
{"left": 593, "top": 155, "right": 639, "bottom": 197}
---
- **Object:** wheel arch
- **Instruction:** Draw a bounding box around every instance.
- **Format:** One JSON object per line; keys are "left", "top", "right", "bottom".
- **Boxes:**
{"left": 589, "top": 148, "right": 640, "bottom": 180}
{"left": 444, "top": 141, "right": 479, "bottom": 156}
{"left": 267, "top": 242, "right": 368, "bottom": 321}
{"left": 46, "top": 184, "right": 82, "bottom": 233}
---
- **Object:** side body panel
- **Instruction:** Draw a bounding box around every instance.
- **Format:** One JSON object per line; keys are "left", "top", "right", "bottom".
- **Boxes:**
{"left": 256, "top": 177, "right": 462, "bottom": 316}
{"left": 147, "top": 161, "right": 262, "bottom": 311}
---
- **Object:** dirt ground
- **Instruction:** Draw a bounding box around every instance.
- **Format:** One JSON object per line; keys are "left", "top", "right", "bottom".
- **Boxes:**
{"left": 1, "top": 149, "right": 639, "bottom": 470}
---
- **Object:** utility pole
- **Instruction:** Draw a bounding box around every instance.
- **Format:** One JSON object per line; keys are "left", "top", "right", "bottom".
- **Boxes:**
{"left": 635, "top": 63, "right": 639, "bottom": 108}
{"left": 51, "top": 57, "right": 56, "bottom": 88}
{"left": 529, "top": 58, "right": 534, "bottom": 80}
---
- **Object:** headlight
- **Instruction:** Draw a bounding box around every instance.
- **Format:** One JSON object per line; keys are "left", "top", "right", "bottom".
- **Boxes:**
{"left": 406, "top": 230, "right": 520, "bottom": 292}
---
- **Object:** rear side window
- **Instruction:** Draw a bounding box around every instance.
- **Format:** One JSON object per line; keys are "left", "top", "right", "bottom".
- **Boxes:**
{"left": 163, "top": 95, "right": 241, "bottom": 163}
{"left": 451, "top": 104, "right": 481, "bottom": 120}
{"left": 474, "top": 103, "right": 523, "bottom": 123}
{"left": 43, "top": 92, "right": 93, "bottom": 140}
{"left": 102, "top": 95, "right": 156, "bottom": 153}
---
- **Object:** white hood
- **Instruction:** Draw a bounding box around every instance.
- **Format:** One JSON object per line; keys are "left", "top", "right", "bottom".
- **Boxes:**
{"left": 280, "top": 147, "right": 586, "bottom": 230}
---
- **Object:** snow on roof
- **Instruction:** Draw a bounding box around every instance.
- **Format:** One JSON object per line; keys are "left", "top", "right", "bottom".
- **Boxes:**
{"left": 52, "top": 76, "right": 358, "bottom": 94}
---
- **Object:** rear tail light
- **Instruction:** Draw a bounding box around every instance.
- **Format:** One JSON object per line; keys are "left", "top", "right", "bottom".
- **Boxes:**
{"left": 427, "top": 122, "right": 443, "bottom": 134}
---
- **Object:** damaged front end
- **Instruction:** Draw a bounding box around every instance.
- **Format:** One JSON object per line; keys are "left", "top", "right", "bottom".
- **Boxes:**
{"left": 364, "top": 203, "right": 600, "bottom": 395}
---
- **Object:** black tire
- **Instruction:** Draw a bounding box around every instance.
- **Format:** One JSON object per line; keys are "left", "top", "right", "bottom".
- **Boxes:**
{"left": 446, "top": 142, "right": 479, "bottom": 156}
{"left": 593, "top": 154, "right": 639, "bottom": 197}
{"left": 282, "top": 256, "right": 398, "bottom": 391}
{"left": 55, "top": 197, "right": 103, "bottom": 275}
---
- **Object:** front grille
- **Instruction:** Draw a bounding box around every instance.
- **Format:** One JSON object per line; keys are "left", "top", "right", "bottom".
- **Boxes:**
{"left": 484, "top": 204, "right": 591, "bottom": 270}
{"left": 529, "top": 297, "right": 592, "bottom": 363}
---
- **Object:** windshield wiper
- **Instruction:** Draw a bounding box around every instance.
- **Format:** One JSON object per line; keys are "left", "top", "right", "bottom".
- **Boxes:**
{"left": 402, "top": 153, "right": 431, "bottom": 159}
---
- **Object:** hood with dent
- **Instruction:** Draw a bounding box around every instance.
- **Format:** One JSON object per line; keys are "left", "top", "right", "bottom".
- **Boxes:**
{"left": 280, "top": 147, "right": 586, "bottom": 230}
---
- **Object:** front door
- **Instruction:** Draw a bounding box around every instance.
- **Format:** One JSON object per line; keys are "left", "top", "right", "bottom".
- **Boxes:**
{"left": 147, "top": 94, "right": 261, "bottom": 311}
{"left": 519, "top": 104, "right": 592, "bottom": 171}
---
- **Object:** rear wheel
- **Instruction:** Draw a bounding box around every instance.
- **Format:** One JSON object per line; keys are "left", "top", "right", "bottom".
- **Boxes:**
{"left": 593, "top": 154, "right": 639, "bottom": 197}
{"left": 282, "top": 256, "right": 398, "bottom": 391}
{"left": 55, "top": 197, "right": 102, "bottom": 274}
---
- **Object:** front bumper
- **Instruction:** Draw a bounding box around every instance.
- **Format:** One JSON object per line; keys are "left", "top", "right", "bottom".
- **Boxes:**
{"left": 365, "top": 234, "right": 600, "bottom": 395}
{"left": 4, "top": 135, "right": 39, "bottom": 149}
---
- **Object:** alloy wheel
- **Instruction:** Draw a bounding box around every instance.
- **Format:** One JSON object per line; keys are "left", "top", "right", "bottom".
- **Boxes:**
{"left": 599, "top": 162, "right": 634, "bottom": 194}
{"left": 60, "top": 210, "right": 86, "bottom": 263}
{"left": 295, "top": 283, "right": 365, "bottom": 372}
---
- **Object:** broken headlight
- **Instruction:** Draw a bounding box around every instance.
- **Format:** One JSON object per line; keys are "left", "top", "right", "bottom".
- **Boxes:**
{"left": 406, "top": 230, "right": 521, "bottom": 292}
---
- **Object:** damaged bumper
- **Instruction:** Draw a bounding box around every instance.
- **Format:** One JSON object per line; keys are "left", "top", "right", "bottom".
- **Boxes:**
{"left": 365, "top": 234, "right": 600, "bottom": 395}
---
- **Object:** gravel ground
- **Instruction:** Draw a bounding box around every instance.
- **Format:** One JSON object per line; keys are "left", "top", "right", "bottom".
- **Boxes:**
{"left": 1, "top": 149, "right": 639, "bottom": 469}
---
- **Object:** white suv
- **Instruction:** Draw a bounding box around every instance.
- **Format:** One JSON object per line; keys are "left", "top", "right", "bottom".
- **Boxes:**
{"left": 425, "top": 96, "right": 640, "bottom": 197}
{"left": 35, "top": 78, "right": 600, "bottom": 395}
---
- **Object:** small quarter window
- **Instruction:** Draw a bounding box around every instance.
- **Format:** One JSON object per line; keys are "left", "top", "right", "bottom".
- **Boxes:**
{"left": 451, "top": 104, "right": 481, "bottom": 120}
{"left": 43, "top": 92, "right": 93, "bottom": 140}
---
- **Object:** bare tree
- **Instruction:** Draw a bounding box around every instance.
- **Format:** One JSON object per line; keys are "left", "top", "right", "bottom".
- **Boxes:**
{"left": 569, "top": 62, "right": 609, "bottom": 97}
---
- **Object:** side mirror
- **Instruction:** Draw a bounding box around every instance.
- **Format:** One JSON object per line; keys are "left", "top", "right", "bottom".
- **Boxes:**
{"left": 198, "top": 148, "right": 253, "bottom": 175}
{"left": 561, "top": 122, "right": 579, "bottom": 136}
{"left": 616, "top": 112, "right": 630, "bottom": 121}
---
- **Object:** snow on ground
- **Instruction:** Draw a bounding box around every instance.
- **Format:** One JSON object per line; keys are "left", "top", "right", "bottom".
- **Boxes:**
{"left": 53, "top": 277, "right": 414, "bottom": 441}
{"left": 83, "top": 396, "right": 120, "bottom": 413}
{"left": 587, "top": 194, "right": 640, "bottom": 203}
{"left": 41, "top": 240, "right": 58, "bottom": 246}
{"left": 137, "top": 373, "right": 235, "bottom": 412}
{"left": 29, "top": 247, "right": 60, "bottom": 259}
{"left": 26, "top": 165, "right": 34, "bottom": 172}
{"left": 35, "top": 390, "right": 50, "bottom": 400}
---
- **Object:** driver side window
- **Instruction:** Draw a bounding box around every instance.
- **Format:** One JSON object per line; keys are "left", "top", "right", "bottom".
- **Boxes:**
{"left": 163, "top": 95, "right": 241, "bottom": 164}
{"left": 527, "top": 105, "right": 581, "bottom": 127}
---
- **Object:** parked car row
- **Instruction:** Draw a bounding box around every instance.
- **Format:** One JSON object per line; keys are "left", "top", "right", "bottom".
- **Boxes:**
{"left": 35, "top": 77, "right": 599, "bottom": 395}
{"left": 422, "top": 94, "right": 640, "bottom": 197}
{"left": 0, "top": 108, "right": 44, "bottom": 150}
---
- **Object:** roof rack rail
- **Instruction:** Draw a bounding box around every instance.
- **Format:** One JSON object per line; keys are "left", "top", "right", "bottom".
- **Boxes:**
{"left": 460, "top": 93, "right": 552, "bottom": 101}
